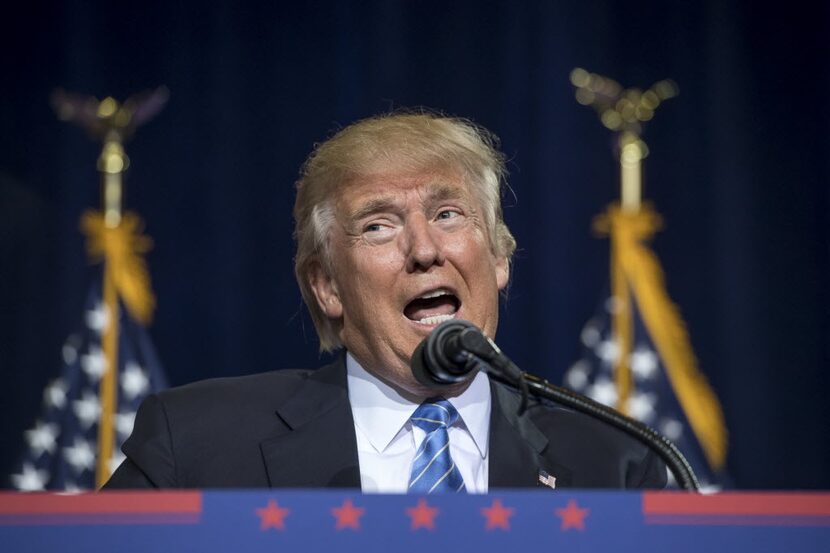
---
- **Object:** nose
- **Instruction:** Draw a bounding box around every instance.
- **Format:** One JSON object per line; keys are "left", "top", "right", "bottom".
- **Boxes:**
{"left": 404, "top": 214, "right": 444, "bottom": 272}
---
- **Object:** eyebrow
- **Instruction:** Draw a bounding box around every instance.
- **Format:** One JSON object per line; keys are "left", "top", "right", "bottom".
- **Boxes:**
{"left": 347, "top": 183, "right": 467, "bottom": 222}
{"left": 349, "top": 197, "right": 401, "bottom": 222}
{"left": 426, "top": 183, "right": 466, "bottom": 204}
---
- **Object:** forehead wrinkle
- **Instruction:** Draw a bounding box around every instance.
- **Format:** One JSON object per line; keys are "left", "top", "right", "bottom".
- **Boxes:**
{"left": 340, "top": 176, "right": 471, "bottom": 223}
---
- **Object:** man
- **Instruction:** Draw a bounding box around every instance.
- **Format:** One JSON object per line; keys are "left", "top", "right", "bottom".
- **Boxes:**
{"left": 105, "top": 112, "right": 666, "bottom": 491}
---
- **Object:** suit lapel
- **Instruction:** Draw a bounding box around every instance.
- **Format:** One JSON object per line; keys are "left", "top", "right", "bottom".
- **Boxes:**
{"left": 259, "top": 360, "right": 574, "bottom": 490}
{"left": 488, "top": 382, "right": 573, "bottom": 489}
{"left": 259, "top": 356, "right": 361, "bottom": 488}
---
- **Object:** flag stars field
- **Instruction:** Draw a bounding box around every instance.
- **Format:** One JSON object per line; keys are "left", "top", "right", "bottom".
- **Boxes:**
{"left": 565, "top": 360, "right": 590, "bottom": 390}
{"left": 43, "top": 378, "right": 68, "bottom": 409}
{"left": 596, "top": 340, "right": 620, "bottom": 366}
{"left": 85, "top": 303, "right": 109, "bottom": 335}
{"left": 580, "top": 322, "right": 602, "bottom": 347}
{"left": 72, "top": 391, "right": 102, "bottom": 429}
{"left": 80, "top": 345, "right": 107, "bottom": 381}
{"left": 659, "top": 418, "right": 684, "bottom": 441}
{"left": 121, "top": 362, "right": 150, "bottom": 399}
{"left": 626, "top": 392, "right": 657, "bottom": 423}
{"left": 10, "top": 463, "right": 48, "bottom": 491}
{"left": 24, "top": 421, "right": 59, "bottom": 456}
{"left": 630, "top": 346, "right": 658, "bottom": 380}
{"left": 62, "top": 437, "right": 95, "bottom": 474}
{"left": 62, "top": 341, "right": 79, "bottom": 365}
{"left": 587, "top": 377, "right": 618, "bottom": 406}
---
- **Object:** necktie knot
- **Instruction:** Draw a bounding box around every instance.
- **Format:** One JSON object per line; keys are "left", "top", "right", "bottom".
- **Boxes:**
{"left": 411, "top": 398, "right": 459, "bottom": 431}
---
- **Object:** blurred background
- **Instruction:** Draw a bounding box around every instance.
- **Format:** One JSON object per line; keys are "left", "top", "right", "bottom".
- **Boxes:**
{"left": 1, "top": 0, "right": 828, "bottom": 489}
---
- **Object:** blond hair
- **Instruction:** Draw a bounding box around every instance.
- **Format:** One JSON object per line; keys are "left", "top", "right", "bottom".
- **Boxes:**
{"left": 294, "top": 111, "right": 516, "bottom": 351}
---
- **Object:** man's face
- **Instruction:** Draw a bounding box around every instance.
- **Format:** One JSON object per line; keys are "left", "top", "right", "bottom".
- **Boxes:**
{"left": 309, "top": 167, "right": 509, "bottom": 399}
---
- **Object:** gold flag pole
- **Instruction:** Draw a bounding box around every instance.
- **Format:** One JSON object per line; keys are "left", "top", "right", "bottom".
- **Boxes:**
{"left": 52, "top": 88, "right": 167, "bottom": 488}
{"left": 570, "top": 69, "right": 727, "bottom": 471}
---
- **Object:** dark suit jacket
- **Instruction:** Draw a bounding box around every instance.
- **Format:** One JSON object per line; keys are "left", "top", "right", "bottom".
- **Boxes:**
{"left": 104, "top": 356, "right": 666, "bottom": 489}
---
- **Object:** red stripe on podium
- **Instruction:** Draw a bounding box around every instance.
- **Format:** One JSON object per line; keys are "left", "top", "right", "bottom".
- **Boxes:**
{"left": 643, "top": 492, "right": 830, "bottom": 516}
{"left": 0, "top": 492, "right": 202, "bottom": 515}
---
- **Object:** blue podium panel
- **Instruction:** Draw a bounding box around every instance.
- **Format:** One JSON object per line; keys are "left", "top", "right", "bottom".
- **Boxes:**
{"left": 1, "top": 490, "right": 828, "bottom": 553}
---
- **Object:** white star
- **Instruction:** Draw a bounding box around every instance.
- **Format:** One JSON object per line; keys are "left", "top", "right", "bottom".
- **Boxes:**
{"left": 63, "top": 437, "right": 96, "bottom": 474}
{"left": 85, "top": 302, "right": 109, "bottom": 335}
{"left": 116, "top": 411, "right": 136, "bottom": 438}
{"left": 587, "top": 377, "right": 618, "bottom": 407}
{"left": 659, "top": 418, "right": 684, "bottom": 441}
{"left": 72, "top": 391, "right": 101, "bottom": 429}
{"left": 626, "top": 392, "right": 657, "bottom": 423}
{"left": 109, "top": 450, "right": 126, "bottom": 475}
{"left": 11, "top": 463, "right": 49, "bottom": 491}
{"left": 62, "top": 341, "right": 78, "bottom": 365}
{"left": 580, "top": 322, "right": 601, "bottom": 348}
{"left": 81, "top": 345, "right": 108, "bottom": 382}
{"left": 565, "top": 361, "right": 590, "bottom": 390}
{"left": 121, "top": 362, "right": 149, "bottom": 400}
{"left": 596, "top": 340, "right": 620, "bottom": 366}
{"left": 44, "top": 378, "right": 68, "bottom": 409}
{"left": 24, "top": 421, "right": 59, "bottom": 456}
{"left": 631, "top": 346, "right": 659, "bottom": 380}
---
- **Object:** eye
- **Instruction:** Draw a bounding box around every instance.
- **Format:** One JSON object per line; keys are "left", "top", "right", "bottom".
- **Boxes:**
{"left": 436, "top": 209, "right": 460, "bottom": 221}
{"left": 361, "top": 220, "right": 396, "bottom": 240}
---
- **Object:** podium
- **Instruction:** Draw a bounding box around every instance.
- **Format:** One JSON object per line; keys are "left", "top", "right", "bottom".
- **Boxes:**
{"left": 2, "top": 490, "right": 828, "bottom": 552}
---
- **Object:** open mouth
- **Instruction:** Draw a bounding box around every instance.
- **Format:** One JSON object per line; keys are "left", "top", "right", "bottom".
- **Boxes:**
{"left": 403, "top": 288, "right": 460, "bottom": 326}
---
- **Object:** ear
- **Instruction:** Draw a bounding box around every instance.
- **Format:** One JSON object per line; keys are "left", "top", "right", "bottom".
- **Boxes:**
{"left": 495, "top": 255, "right": 509, "bottom": 290}
{"left": 308, "top": 261, "right": 343, "bottom": 318}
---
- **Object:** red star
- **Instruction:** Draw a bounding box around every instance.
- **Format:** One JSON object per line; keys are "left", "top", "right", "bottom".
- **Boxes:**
{"left": 256, "top": 499, "right": 290, "bottom": 531}
{"left": 406, "top": 498, "right": 439, "bottom": 530}
{"left": 331, "top": 499, "right": 365, "bottom": 530}
{"left": 481, "top": 499, "right": 515, "bottom": 530}
{"left": 555, "top": 499, "right": 589, "bottom": 531}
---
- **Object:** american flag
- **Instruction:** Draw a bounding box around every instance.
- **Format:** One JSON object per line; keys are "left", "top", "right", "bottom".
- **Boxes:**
{"left": 9, "top": 278, "right": 167, "bottom": 491}
{"left": 564, "top": 295, "right": 727, "bottom": 490}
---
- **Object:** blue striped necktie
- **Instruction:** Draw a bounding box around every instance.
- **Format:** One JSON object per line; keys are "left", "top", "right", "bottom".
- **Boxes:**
{"left": 408, "top": 398, "right": 467, "bottom": 493}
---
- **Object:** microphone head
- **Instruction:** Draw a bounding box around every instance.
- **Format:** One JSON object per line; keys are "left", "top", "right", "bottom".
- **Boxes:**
{"left": 411, "top": 319, "right": 480, "bottom": 388}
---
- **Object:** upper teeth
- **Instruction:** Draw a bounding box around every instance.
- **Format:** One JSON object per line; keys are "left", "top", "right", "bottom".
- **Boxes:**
{"left": 419, "top": 289, "right": 450, "bottom": 300}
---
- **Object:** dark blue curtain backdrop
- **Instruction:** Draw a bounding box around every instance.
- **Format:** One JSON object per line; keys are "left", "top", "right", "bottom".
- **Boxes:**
{"left": 2, "top": 1, "right": 828, "bottom": 488}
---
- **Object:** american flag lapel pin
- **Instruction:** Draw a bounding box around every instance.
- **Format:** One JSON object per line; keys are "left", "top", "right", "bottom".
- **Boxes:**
{"left": 538, "top": 470, "right": 557, "bottom": 490}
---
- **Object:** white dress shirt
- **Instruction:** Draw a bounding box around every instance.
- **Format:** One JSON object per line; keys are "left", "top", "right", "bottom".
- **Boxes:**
{"left": 346, "top": 352, "right": 491, "bottom": 493}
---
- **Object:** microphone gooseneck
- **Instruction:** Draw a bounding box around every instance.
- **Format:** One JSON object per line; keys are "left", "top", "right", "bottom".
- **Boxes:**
{"left": 410, "top": 319, "right": 700, "bottom": 492}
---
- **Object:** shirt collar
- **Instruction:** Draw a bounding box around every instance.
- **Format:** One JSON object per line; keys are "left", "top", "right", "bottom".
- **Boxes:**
{"left": 345, "top": 352, "right": 491, "bottom": 458}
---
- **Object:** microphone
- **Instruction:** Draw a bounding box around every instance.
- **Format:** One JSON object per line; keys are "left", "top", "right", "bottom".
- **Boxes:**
{"left": 410, "top": 319, "right": 493, "bottom": 387}
{"left": 411, "top": 319, "right": 526, "bottom": 388}
{"left": 410, "top": 319, "right": 701, "bottom": 491}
